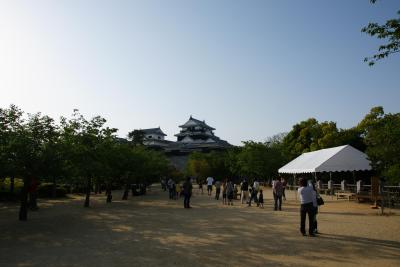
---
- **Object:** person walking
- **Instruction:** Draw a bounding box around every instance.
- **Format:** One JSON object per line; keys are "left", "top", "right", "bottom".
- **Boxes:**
{"left": 240, "top": 178, "right": 249, "bottom": 204}
{"left": 222, "top": 180, "right": 227, "bottom": 205}
{"left": 183, "top": 177, "right": 193, "bottom": 209}
{"left": 248, "top": 184, "right": 257, "bottom": 207}
{"left": 253, "top": 179, "right": 260, "bottom": 206}
{"left": 226, "top": 179, "right": 234, "bottom": 206}
{"left": 198, "top": 179, "right": 204, "bottom": 195}
{"left": 253, "top": 179, "right": 260, "bottom": 194}
{"left": 298, "top": 178, "right": 316, "bottom": 236}
{"left": 215, "top": 180, "right": 221, "bottom": 200}
{"left": 273, "top": 177, "right": 283, "bottom": 211}
{"left": 311, "top": 182, "right": 322, "bottom": 234}
{"left": 281, "top": 177, "right": 287, "bottom": 201}
{"left": 258, "top": 189, "right": 264, "bottom": 208}
{"left": 167, "top": 178, "right": 175, "bottom": 199}
{"left": 206, "top": 176, "right": 214, "bottom": 196}
{"left": 175, "top": 182, "right": 181, "bottom": 199}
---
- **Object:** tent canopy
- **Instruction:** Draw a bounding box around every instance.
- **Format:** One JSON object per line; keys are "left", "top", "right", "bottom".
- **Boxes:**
{"left": 278, "top": 145, "right": 372, "bottom": 174}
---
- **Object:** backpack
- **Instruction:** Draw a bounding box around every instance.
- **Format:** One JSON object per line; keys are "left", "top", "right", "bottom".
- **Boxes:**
{"left": 317, "top": 196, "right": 324, "bottom": 206}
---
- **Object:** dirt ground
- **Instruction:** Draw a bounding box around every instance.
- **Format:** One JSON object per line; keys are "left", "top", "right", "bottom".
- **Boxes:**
{"left": 1, "top": 186, "right": 400, "bottom": 267}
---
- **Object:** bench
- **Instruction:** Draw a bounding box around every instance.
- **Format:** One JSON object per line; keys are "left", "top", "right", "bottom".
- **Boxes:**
{"left": 335, "top": 191, "right": 356, "bottom": 201}
{"left": 319, "top": 188, "right": 333, "bottom": 195}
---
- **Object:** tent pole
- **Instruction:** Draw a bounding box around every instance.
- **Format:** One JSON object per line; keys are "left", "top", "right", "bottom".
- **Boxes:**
{"left": 293, "top": 173, "right": 297, "bottom": 200}
{"left": 330, "top": 171, "right": 333, "bottom": 199}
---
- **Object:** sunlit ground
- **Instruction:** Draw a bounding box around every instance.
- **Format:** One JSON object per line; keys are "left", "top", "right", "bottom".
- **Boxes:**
{"left": 1, "top": 186, "right": 399, "bottom": 267}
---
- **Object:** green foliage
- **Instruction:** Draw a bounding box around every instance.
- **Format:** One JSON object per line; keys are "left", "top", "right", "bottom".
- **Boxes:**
{"left": 0, "top": 178, "right": 24, "bottom": 192}
{"left": 186, "top": 139, "right": 287, "bottom": 182}
{"left": 0, "top": 105, "right": 172, "bottom": 205}
{"left": 236, "top": 141, "right": 286, "bottom": 180}
{"left": 282, "top": 118, "right": 338, "bottom": 159}
{"left": 358, "top": 107, "right": 400, "bottom": 184}
{"left": 127, "top": 130, "right": 145, "bottom": 146}
{"left": 185, "top": 151, "right": 232, "bottom": 181}
{"left": 362, "top": 2, "right": 400, "bottom": 66}
{"left": 282, "top": 118, "right": 365, "bottom": 160}
{"left": 186, "top": 152, "right": 212, "bottom": 180}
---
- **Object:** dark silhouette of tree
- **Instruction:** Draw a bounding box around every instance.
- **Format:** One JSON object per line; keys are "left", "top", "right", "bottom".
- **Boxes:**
{"left": 127, "top": 130, "right": 145, "bottom": 146}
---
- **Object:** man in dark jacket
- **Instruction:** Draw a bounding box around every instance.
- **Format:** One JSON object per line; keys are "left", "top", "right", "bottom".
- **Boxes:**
{"left": 183, "top": 177, "right": 193, "bottom": 208}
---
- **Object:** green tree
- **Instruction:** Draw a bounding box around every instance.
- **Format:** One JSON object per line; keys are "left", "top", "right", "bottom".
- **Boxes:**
{"left": 60, "top": 110, "right": 114, "bottom": 207}
{"left": 0, "top": 105, "right": 25, "bottom": 194}
{"left": 186, "top": 152, "right": 211, "bottom": 181}
{"left": 127, "top": 130, "right": 145, "bottom": 146}
{"left": 362, "top": 1, "right": 400, "bottom": 66}
{"left": 282, "top": 118, "right": 337, "bottom": 159}
{"left": 358, "top": 107, "right": 400, "bottom": 184}
{"left": 236, "top": 141, "right": 285, "bottom": 181}
{"left": 9, "top": 111, "right": 58, "bottom": 220}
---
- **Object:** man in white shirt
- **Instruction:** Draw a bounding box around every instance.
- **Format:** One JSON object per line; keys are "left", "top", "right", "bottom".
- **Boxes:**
{"left": 297, "top": 178, "right": 316, "bottom": 236}
{"left": 206, "top": 176, "right": 214, "bottom": 196}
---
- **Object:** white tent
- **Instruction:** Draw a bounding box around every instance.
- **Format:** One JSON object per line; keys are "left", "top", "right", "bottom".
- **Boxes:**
{"left": 278, "top": 145, "right": 372, "bottom": 174}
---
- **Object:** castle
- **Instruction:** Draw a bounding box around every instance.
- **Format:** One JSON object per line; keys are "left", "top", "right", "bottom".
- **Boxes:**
{"left": 140, "top": 116, "right": 232, "bottom": 170}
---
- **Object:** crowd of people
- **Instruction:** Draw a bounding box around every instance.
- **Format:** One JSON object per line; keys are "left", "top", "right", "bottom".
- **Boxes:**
{"left": 161, "top": 175, "right": 322, "bottom": 236}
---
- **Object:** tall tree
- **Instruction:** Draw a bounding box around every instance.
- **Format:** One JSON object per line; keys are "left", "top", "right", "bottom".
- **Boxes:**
{"left": 60, "top": 110, "right": 113, "bottom": 207}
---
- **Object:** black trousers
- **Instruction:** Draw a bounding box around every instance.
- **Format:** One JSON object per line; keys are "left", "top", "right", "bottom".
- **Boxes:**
{"left": 300, "top": 202, "right": 315, "bottom": 234}
{"left": 215, "top": 188, "right": 221, "bottom": 200}
{"left": 274, "top": 193, "right": 282, "bottom": 210}
{"left": 184, "top": 193, "right": 191, "bottom": 208}
{"left": 248, "top": 191, "right": 258, "bottom": 206}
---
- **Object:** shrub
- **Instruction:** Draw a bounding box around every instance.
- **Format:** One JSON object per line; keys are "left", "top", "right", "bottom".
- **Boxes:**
{"left": 0, "top": 178, "right": 24, "bottom": 193}
{"left": 37, "top": 183, "right": 67, "bottom": 198}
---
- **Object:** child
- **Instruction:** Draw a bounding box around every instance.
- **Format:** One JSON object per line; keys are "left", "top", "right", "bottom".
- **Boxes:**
{"left": 176, "top": 183, "right": 181, "bottom": 199}
{"left": 222, "top": 181, "right": 227, "bottom": 205}
{"left": 258, "top": 189, "right": 264, "bottom": 208}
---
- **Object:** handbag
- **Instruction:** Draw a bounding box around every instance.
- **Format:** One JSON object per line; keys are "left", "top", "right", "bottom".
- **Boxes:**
{"left": 317, "top": 196, "right": 324, "bottom": 206}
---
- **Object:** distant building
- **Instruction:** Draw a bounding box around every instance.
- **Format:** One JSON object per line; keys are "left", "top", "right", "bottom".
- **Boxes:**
{"left": 166, "top": 116, "right": 231, "bottom": 153}
{"left": 138, "top": 116, "right": 232, "bottom": 170}
{"left": 142, "top": 127, "right": 172, "bottom": 149}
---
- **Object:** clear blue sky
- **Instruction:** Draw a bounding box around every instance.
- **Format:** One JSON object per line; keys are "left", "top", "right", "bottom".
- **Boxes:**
{"left": 1, "top": 0, "right": 399, "bottom": 145}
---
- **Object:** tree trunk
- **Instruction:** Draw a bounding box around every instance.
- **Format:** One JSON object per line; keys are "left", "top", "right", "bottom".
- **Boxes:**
{"left": 19, "top": 177, "right": 30, "bottom": 221}
{"left": 106, "top": 183, "right": 112, "bottom": 203}
{"left": 84, "top": 177, "right": 91, "bottom": 207}
{"left": 52, "top": 177, "right": 57, "bottom": 198}
{"left": 122, "top": 183, "right": 129, "bottom": 200}
{"left": 10, "top": 176, "right": 15, "bottom": 193}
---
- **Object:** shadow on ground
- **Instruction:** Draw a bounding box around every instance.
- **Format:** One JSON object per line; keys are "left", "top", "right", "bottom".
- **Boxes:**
{"left": 1, "top": 187, "right": 399, "bottom": 267}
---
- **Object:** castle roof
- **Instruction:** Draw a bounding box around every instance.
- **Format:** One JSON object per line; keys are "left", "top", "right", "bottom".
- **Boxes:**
{"left": 141, "top": 127, "right": 167, "bottom": 136}
{"left": 178, "top": 116, "right": 215, "bottom": 130}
